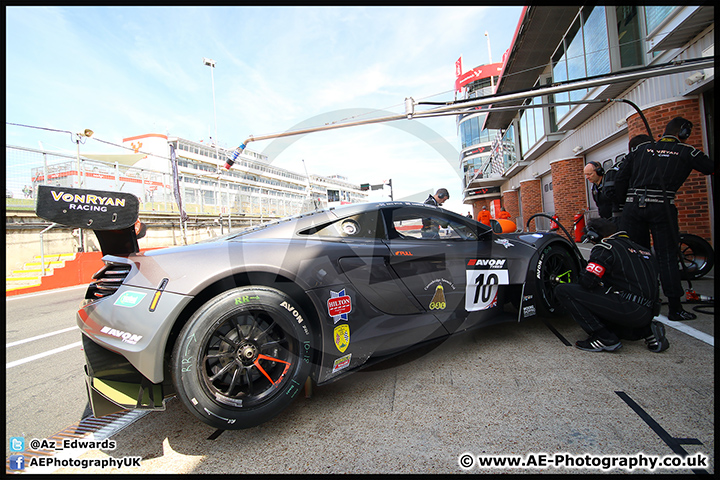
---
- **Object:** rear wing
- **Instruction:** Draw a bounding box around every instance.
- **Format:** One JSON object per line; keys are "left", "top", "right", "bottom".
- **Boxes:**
{"left": 35, "top": 185, "right": 141, "bottom": 255}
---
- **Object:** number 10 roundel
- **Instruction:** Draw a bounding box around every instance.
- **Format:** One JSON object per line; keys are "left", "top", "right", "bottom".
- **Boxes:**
{"left": 465, "top": 258, "right": 509, "bottom": 311}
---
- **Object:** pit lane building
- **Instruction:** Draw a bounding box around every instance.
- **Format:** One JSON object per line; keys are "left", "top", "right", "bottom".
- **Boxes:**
{"left": 460, "top": 5, "right": 714, "bottom": 244}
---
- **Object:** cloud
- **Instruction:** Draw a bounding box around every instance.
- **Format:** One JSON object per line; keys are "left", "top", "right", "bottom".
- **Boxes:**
{"left": 6, "top": 5, "right": 524, "bottom": 216}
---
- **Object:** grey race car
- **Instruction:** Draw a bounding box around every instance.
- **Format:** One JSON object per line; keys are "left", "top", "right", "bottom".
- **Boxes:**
{"left": 36, "top": 186, "right": 581, "bottom": 429}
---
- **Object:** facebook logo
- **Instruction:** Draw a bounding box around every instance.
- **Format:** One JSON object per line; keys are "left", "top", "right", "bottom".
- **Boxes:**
{"left": 9, "top": 455, "right": 25, "bottom": 471}
{"left": 10, "top": 437, "right": 25, "bottom": 452}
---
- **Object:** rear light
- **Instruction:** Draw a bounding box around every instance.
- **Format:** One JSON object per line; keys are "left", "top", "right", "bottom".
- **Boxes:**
{"left": 85, "top": 262, "right": 131, "bottom": 300}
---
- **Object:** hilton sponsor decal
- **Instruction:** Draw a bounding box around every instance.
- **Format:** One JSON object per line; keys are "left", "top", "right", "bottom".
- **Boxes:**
{"left": 327, "top": 289, "right": 352, "bottom": 324}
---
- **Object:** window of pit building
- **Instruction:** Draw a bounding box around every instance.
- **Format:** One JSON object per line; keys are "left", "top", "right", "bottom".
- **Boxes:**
{"left": 552, "top": 7, "right": 611, "bottom": 122}
{"left": 519, "top": 93, "right": 546, "bottom": 157}
{"left": 549, "top": 6, "right": 655, "bottom": 125}
{"left": 644, "top": 6, "right": 674, "bottom": 37}
{"left": 613, "top": 6, "right": 644, "bottom": 69}
{"left": 460, "top": 113, "right": 495, "bottom": 150}
{"left": 500, "top": 124, "right": 517, "bottom": 173}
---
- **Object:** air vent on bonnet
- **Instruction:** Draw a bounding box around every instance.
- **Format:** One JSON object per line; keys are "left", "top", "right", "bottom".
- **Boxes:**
{"left": 86, "top": 262, "right": 131, "bottom": 299}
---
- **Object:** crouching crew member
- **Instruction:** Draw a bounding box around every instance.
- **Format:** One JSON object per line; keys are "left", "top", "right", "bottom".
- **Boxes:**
{"left": 555, "top": 218, "right": 668, "bottom": 353}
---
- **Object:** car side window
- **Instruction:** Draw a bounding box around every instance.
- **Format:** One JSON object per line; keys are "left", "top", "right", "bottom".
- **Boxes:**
{"left": 390, "top": 209, "right": 478, "bottom": 241}
{"left": 305, "top": 212, "right": 384, "bottom": 239}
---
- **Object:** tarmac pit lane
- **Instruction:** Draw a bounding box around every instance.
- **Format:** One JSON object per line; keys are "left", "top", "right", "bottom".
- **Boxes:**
{"left": 44, "top": 297, "right": 714, "bottom": 474}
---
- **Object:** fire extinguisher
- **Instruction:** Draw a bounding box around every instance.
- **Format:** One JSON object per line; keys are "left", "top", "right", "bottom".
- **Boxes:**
{"left": 573, "top": 212, "right": 586, "bottom": 243}
{"left": 550, "top": 214, "right": 560, "bottom": 231}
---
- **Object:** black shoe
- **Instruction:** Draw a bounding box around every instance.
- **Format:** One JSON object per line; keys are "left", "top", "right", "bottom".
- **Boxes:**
{"left": 575, "top": 335, "right": 622, "bottom": 352}
{"left": 668, "top": 309, "right": 696, "bottom": 321}
{"left": 644, "top": 321, "right": 669, "bottom": 353}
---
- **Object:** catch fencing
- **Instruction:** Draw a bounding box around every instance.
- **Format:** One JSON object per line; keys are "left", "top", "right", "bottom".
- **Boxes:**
{"left": 6, "top": 145, "right": 306, "bottom": 220}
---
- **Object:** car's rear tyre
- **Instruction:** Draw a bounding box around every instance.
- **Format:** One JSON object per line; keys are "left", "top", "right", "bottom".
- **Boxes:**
{"left": 534, "top": 243, "right": 579, "bottom": 316}
{"left": 171, "top": 286, "right": 313, "bottom": 429}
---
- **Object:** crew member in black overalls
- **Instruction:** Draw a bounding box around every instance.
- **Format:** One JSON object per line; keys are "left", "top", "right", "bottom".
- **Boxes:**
{"left": 603, "top": 135, "right": 654, "bottom": 224}
{"left": 583, "top": 161, "right": 613, "bottom": 220}
{"left": 614, "top": 117, "right": 715, "bottom": 321}
{"left": 555, "top": 218, "right": 667, "bottom": 353}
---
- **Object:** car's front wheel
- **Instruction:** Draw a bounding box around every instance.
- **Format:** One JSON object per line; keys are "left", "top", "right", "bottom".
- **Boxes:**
{"left": 534, "top": 243, "right": 579, "bottom": 316}
{"left": 171, "top": 286, "right": 313, "bottom": 429}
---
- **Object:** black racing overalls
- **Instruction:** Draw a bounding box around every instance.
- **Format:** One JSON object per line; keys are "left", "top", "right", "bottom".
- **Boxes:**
{"left": 591, "top": 182, "right": 613, "bottom": 220}
{"left": 555, "top": 234, "right": 659, "bottom": 340}
{"left": 614, "top": 137, "right": 714, "bottom": 301}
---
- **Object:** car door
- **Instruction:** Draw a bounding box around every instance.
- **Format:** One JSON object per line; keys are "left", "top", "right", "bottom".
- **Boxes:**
{"left": 312, "top": 209, "right": 448, "bottom": 358}
{"left": 381, "top": 205, "right": 502, "bottom": 332}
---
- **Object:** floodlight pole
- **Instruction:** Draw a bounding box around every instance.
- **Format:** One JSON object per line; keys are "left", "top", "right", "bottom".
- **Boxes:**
{"left": 204, "top": 57, "right": 229, "bottom": 228}
{"left": 203, "top": 57, "right": 219, "bottom": 162}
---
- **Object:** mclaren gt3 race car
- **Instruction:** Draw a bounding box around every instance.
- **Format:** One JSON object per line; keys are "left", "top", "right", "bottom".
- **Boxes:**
{"left": 37, "top": 186, "right": 580, "bottom": 430}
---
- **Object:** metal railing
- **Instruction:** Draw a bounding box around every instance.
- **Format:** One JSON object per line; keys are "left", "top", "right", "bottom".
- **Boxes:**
{"left": 7, "top": 145, "right": 310, "bottom": 219}
{"left": 6, "top": 144, "right": 318, "bottom": 262}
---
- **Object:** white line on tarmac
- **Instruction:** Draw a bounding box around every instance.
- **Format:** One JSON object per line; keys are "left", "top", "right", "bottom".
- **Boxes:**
{"left": 5, "top": 284, "right": 87, "bottom": 300}
{"left": 6, "top": 341, "right": 83, "bottom": 369}
{"left": 6, "top": 326, "right": 79, "bottom": 348}
{"left": 656, "top": 315, "right": 714, "bottom": 346}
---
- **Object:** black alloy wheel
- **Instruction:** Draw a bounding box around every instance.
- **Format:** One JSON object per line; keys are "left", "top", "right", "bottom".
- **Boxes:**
{"left": 171, "top": 286, "right": 313, "bottom": 429}
{"left": 534, "top": 244, "right": 579, "bottom": 316}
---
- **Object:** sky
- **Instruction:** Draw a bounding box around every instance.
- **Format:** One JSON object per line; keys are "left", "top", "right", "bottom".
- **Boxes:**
{"left": 6, "top": 6, "right": 524, "bottom": 214}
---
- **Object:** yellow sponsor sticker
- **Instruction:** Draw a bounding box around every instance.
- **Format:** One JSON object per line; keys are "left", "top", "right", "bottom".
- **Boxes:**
{"left": 334, "top": 324, "right": 350, "bottom": 353}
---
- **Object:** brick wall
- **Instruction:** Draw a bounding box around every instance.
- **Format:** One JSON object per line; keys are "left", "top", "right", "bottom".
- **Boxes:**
{"left": 519, "top": 179, "right": 542, "bottom": 232}
{"left": 550, "top": 157, "right": 587, "bottom": 234}
{"left": 628, "top": 99, "right": 713, "bottom": 242}
{"left": 502, "top": 190, "right": 519, "bottom": 219}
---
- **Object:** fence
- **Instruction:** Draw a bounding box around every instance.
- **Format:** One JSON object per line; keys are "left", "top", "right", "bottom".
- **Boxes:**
{"left": 6, "top": 145, "right": 308, "bottom": 219}
{"left": 6, "top": 144, "right": 314, "bottom": 275}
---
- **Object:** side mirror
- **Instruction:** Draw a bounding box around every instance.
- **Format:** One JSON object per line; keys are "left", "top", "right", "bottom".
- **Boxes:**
{"left": 491, "top": 219, "right": 517, "bottom": 233}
